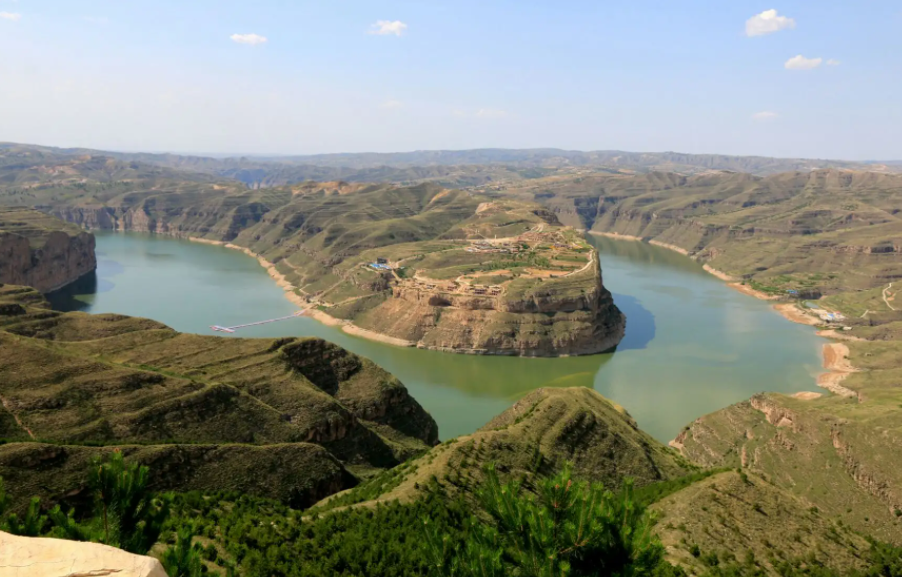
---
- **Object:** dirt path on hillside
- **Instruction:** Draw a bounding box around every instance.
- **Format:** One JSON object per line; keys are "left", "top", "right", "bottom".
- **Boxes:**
{"left": 0, "top": 394, "right": 36, "bottom": 439}
{"left": 883, "top": 283, "right": 896, "bottom": 311}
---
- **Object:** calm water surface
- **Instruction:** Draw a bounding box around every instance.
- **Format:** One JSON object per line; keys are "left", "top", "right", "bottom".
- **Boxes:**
{"left": 49, "top": 232, "right": 824, "bottom": 442}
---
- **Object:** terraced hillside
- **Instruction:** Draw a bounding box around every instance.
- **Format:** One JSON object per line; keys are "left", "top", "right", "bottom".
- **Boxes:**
{"left": 0, "top": 283, "right": 437, "bottom": 508}
{"left": 496, "top": 169, "right": 902, "bottom": 295}
{"left": 0, "top": 151, "right": 625, "bottom": 356}
{"left": 255, "top": 387, "right": 880, "bottom": 576}
{"left": 0, "top": 207, "right": 96, "bottom": 292}
{"left": 480, "top": 168, "right": 902, "bottom": 568}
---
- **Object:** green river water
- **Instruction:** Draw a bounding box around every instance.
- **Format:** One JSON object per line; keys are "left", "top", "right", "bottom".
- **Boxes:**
{"left": 48, "top": 232, "right": 824, "bottom": 443}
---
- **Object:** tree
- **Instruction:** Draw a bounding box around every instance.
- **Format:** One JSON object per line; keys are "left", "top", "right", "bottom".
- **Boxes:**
{"left": 425, "top": 464, "right": 666, "bottom": 577}
{"left": 4, "top": 496, "right": 48, "bottom": 537}
{"left": 88, "top": 450, "right": 170, "bottom": 553}
{"left": 162, "top": 524, "right": 204, "bottom": 577}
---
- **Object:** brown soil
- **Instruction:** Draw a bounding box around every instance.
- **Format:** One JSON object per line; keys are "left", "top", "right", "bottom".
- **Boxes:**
{"left": 817, "top": 343, "right": 858, "bottom": 399}
{"left": 774, "top": 303, "right": 821, "bottom": 326}
{"left": 791, "top": 391, "right": 824, "bottom": 401}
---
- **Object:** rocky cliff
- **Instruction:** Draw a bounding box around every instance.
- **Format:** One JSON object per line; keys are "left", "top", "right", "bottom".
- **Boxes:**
{"left": 343, "top": 254, "right": 625, "bottom": 356}
{"left": 0, "top": 208, "right": 96, "bottom": 293}
{"left": 45, "top": 187, "right": 626, "bottom": 357}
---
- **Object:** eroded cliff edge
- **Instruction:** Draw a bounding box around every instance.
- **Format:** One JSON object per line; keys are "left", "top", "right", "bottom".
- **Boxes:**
{"left": 336, "top": 250, "right": 626, "bottom": 356}
{"left": 48, "top": 188, "right": 626, "bottom": 357}
{"left": 0, "top": 207, "right": 96, "bottom": 293}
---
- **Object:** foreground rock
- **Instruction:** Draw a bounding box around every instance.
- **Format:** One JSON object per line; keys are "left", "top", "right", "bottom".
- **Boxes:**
{"left": 0, "top": 208, "right": 96, "bottom": 293}
{"left": 0, "top": 531, "right": 167, "bottom": 577}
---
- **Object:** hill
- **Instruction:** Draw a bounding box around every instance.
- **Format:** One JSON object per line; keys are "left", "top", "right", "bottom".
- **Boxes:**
{"left": 0, "top": 207, "right": 96, "bottom": 292}
{"left": 0, "top": 166, "right": 625, "bottom": 356}
{"left": 494, "top": 169, "right": 902, "bottom": 296}
{"left": 4, "top": 142, "right": 901, "bottom": 191}
{"left": 0, "top": 283, "right": 437, "bottom": 508}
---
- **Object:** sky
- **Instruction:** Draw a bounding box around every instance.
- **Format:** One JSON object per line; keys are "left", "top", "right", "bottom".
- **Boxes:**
{"left": 1, "top": 1, "right": 900, "bottom": 159}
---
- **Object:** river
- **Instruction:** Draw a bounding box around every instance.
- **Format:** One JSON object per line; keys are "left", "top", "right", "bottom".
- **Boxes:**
{"left": 48, "top": 232, "right": 824, "bottom": 443}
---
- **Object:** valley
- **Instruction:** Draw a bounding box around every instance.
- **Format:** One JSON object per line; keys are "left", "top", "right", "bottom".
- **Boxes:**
{"left": 1, "top": 142, "right": 902, "bottom": 576}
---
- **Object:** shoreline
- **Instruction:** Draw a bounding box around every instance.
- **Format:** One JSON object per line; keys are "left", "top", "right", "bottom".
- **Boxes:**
{"left": 587, "top": 230, "right": 856, "bottom": 399}
{"left": 189, "top": 231, "right": 860, "bottom": 395}
{"left": 188, "top": 236, "right": 418, "bottom": 348}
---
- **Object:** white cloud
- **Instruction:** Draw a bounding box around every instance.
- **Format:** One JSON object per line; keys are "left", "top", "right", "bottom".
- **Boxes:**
{"left": 785, "top": 55, "right": 822, "bottom": 70}
{"left": 752, "top": 111, "right": 778, "bottom": 121}
{"left": 827, "top": 59, "right": 841, "bottom": 66}
{"left": 369, "top": 20, "right": 407, "bottom": 36}
{"left": 230, "top": 33, "right": 268, "bottom": 46}
{"left": 746, "top": 9, "right": 796, "bottom": 37}
{"left": 0, "top": 12, "right": 22, "bottom": 21}
{"left": 380, "top": 100, "right": 403, "bottom": 109}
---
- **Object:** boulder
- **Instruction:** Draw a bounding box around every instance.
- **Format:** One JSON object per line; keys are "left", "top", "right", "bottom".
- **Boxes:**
{"left": 0, "top": 531, "right": 168, "bottom": 577}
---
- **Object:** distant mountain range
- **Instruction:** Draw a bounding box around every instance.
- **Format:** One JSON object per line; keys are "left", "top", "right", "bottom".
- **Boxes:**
{"left": 2, "top": 142, "right": 900, "bottom": 189}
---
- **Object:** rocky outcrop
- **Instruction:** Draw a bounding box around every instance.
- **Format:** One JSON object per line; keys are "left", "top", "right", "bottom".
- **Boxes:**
{"left": 0, "top": 208, "right": 96, "bottom": 293}
{"left": 0, "top": 531, "right": 168, "bottom": 577}
{"left": 351, "top": 254, "right": 625, "bottom": 357}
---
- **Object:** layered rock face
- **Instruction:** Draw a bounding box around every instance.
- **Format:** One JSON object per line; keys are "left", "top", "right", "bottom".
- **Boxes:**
{"left": 351, "top": 255, "right": 626, "bottom": 357}
{"left": 0, "top": 208, "right": 96, "bottom": 293}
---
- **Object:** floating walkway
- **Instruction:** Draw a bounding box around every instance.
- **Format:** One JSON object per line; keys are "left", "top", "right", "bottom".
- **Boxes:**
{"left": 211, "top": 311, "right": 304, "bottom": 333}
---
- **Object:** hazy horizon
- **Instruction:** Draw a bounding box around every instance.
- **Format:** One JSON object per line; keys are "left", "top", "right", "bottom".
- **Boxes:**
{"left": 2, "top": 1, "right": 901, "bottom": 160}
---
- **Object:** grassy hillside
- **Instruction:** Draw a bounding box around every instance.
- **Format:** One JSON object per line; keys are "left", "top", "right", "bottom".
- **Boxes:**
{"left": 310, "top": 387, "right": 694, "bottom": 514}
{"left": 0, "top": 283, "right": 437, "bottom": 508}
{"left": 496, "top": 170, "right": 902, "bottom": 295}
{"left": 0, "top": 155, "right": 625, "bottom": 356}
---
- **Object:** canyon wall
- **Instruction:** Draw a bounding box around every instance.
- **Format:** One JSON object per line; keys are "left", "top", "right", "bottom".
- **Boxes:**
{"left": 347, "top": 255, "right": 626, "bottom": 357}
{"left": 0, "top": 208, "right": 97, "bottom": 293}
{"left": 52, "top": 205, "right": 627, "bottom": 357}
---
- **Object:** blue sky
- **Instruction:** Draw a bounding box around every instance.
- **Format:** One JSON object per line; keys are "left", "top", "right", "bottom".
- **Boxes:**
{"left": 1, "top": 1, "right": 900, "bottom": 159}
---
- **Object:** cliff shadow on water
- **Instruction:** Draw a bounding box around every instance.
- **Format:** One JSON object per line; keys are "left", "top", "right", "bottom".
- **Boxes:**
{"left": 46, "top": 258, "right": 123, "bottom": 312}
{"left": 609, "top": 293, "right": 655, "bottom": 351}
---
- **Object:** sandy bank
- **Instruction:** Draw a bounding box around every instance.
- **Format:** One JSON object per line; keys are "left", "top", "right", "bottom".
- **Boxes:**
{"left": 817, "top": 343, "right": 858, "bottom": 399}
{"left": 587, "top": 232, "right": 777, "bottom": 300}
{"left": 791, "top": 391, "right": 824, "bottom": 401}
{"left": 773, "top": 303, "right": 821, "bottom": 326}
{"left": 649, "top": 239, "right": 690, "bottom": 256}
{"left": 341, "top": 324, "right": 415, "bottom": 347}
{"left": 589, "top": 231, "right": 644, "bottom": 242}
{"left": 587, "top": 231, "right": 860, "bottom": 398}
{"left": 189, "top": 236, "right": 421, "bottom": 347}
{"left": 188, "top": 237, "right": 308, "bottom": 308}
